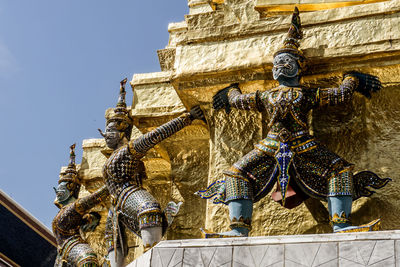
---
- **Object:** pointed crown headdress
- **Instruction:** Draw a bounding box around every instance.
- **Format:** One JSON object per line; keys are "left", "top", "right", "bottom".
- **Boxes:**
{"left": 59, "top": 144, "right": 78, "bottom": 183}
{"left": 105, "top": 78, "right": 133, "bottom": 139}
{"left": 58, "top": 144, "right": 80, "bottom": 198}
{"left": 273, "top": 7, "right": 306, "bottom": 70}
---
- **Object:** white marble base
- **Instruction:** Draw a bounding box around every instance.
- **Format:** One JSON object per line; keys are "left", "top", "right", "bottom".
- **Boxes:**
{"left": 128, "top": 230, "right": 400, "bottom": 267}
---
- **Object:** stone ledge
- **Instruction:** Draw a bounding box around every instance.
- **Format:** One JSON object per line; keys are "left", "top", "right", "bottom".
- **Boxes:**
{"left": 170, "top": 0, "right": 400, "bottom": 91}
{"left": 131, "top": 71, "right": 173, "bottom": 86}
{"left": 157, "top": 48, "right": 176, "bottom": 71}
{"left": 188, "top": 0, "right": 215, "bottom": 15}
{"left": 130, "top": 71, "right": 186, "bottom": 129}
{"left": 128, "top": 230, "right": 400, "bottom": 266}
{"left": 183, "top": 0, "right": 400, "bottom": 44}
{"left": 255, "top": 0, "right": 390, "bottom": 15}
{"left": 168, "top": 21, "right": 188, "bottom": 33}
{"left": 82, "top": 138, "right": 105, "bottom": 148}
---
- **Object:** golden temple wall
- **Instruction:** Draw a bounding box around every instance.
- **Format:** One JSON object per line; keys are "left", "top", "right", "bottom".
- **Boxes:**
{"left": 76, "top": 0, "right": 400, "bottom": 262}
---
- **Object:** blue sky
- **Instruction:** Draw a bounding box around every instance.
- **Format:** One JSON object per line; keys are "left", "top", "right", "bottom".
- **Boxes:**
{"left": 0, "top": 1, "right": 188, "bottom": 228}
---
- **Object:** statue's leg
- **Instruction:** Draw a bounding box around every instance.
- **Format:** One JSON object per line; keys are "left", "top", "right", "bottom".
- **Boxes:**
{"left": 141, "top": 227, "right": 162, "bottom": 251}
{"left": 328, "top": 195, "right": 352, "bottom": 232}
{"left": 328, "top": 170, "right": 380, "bottom": 233}
{"left": 104, "top": 209, "right": 124, "bottom": 267}
{"left": 66, "top": 243, "right": 99, "bottom": 267}
{"left": 226, "top": 198, "right": 253, "bottom": 236}
{"left": 107, "top": 250, "right": 124, "bottom": 267}
{"left": 121, "top": 189, "right": 164, "bottom": 251}
{"left": 199, "top": 148, "right": 276, "bottom": 238}
{"left": 202, "top": 176, "right": 253, "bottom": 238}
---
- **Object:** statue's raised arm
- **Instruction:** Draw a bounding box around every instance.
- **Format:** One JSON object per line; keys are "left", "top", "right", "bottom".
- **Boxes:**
{"left": 213, "top": 83, "right": 264, "bottom": 113}
{"left": 317, "top": 72, "right": 382, "bottom": 107}
{"left": 132, "top": 105, "right": 204, "bottom": 155}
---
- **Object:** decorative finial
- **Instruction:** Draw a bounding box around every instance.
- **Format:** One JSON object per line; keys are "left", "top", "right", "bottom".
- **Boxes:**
{"left": 288, "top": 7, "right": 303, "bottom": 42}
{"left": 116, "top": 78, "right": 127, "bottom": 108}
{"left": 68, "top": 143, "right": 76, "bottom": 168}
{"left": 59, "top": 144, "right": 78, "bottom": 184}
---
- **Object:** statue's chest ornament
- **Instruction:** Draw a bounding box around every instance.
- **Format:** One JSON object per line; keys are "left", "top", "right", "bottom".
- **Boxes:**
{"left": 266, "top": 88, "right": 304, "bottom": 127}
{"left": 268, "top": 88, "right": 302, "bottom": 109}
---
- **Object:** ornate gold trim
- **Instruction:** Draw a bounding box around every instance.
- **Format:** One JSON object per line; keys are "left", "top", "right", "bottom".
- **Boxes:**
{"left": 335, "top": 219, "right": 381, "bottom": 233}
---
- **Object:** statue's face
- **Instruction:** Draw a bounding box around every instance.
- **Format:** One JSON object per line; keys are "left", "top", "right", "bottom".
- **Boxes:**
{"left": 104, "top": 122, "right": 122, "bottom": 149}
{"left": 54, "top": 182, "right": 71, "bottom": 203}
{"left": 272, "top": 53, "right": 299, "bottom": 81}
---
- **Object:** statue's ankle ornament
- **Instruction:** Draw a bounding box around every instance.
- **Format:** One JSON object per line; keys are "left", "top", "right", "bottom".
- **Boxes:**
{"left": 330, "top": 212, "right": 350, "bottom": 226}
{"left": 229, "top": 216, "right": 252, "bottom": 232}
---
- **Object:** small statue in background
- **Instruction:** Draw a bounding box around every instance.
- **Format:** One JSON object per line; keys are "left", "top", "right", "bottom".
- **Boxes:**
{"left": 53, "top": 144, "right": 109, "bottom": 267}
{"left": 99, "top": 79, "right": 204, "bottom": 266}
{"left": 196, "top": 7, "right": 390, "bottom": 237}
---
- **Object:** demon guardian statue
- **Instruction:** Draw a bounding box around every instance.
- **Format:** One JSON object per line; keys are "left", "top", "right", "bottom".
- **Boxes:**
{"left": 196, "top": 7, "right": 390, "bottom": 238}
{"left": 53, "top": 144, "right": 109, "bottom": 266}
{"left": 99, "top": 79, "right": 205, "bottom": 266}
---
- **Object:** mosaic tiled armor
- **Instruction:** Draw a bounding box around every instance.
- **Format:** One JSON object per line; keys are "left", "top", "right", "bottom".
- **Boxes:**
{"left": 53, "top": 186, "right": 109, "bottom": 267}
{"left": 103, "top": 113, "right": 193, "bottom": 254}
{"left": 198, "top": 77, "right": 390, "bottom": 203}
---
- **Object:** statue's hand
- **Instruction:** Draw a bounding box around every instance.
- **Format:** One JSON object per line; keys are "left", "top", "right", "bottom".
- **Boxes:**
{"left": 189, "top": 106, "right": 206, "bottom": 123}
{"left": 345, "top": 71, "right": 382, "bottom": 98}
{"left": 212, "top": 83, "right": 239, "bottom": 113}
{"left": 81, "top": 212, "right": 101, "bottom": 232}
